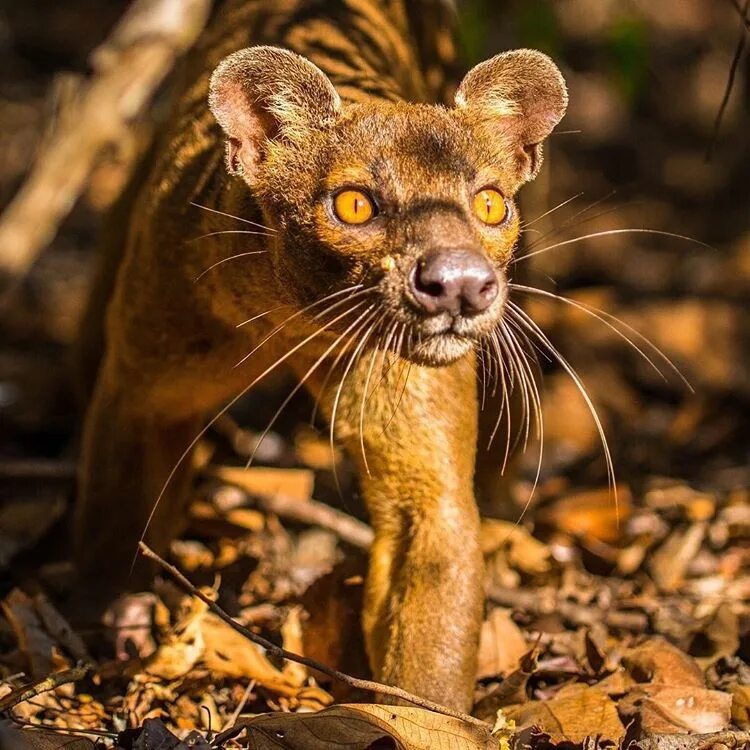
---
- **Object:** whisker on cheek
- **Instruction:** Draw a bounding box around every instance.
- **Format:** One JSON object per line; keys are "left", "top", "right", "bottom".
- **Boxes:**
{"left": 194, "top": 250, "right": 268, "bottom": 281}
{"left": 509, "top": 282, "right": 692, "bottom": 391}
{"left": 246, "top": 301, "right": 375, "bottom": 469}
{"left": 190, "top": 200, "right": 277, "bottom": 233}
{"left": 506, "top": 299, "right": 619, "bottom": 522}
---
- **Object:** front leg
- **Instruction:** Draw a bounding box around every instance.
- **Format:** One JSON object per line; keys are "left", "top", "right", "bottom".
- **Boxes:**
{"left": 307, "top": 352, "right": 484, "bottom": 711}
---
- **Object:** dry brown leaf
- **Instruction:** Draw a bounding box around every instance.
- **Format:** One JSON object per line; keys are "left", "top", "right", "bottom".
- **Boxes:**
{"left": 211, "top": 466, "right": 314, "bottom": 503}
{"left": 730, "top": 684, "right": 750, "bottom": 729}
{"left": 623, "top": 638, "right": 704, "bottom": 687}
{"left": 480, "top": 519, "right": 551, "bottom": 574}
{"left": 505, "top": 683, "right": 625, "bottom": 744}
{"left": 280, "top": 606, "right": 308, "bottom": 687}
{"left": 294, "top": 426, "right": 341, "bottom": 470}
{"left": 32, "top": 594, "right": 90, "bottom": 665}
{"left": 0, "top": 722, "right": 95, "bottom": 750}
{"left": 649, "top": 523, "right": 707, "bottom": 592}
{"left": 637, "top": 684, "right": 732, "bottom": 734}
{"left": 538, "top": 485, "right": 632, "bottom": 544}
{"left": 1, "top": 589, "right": 67, "bottom": 679}
{"left": 477, "top": 608, "right": 528, "bottom": 679}
{"left": 144, "top": 599, "right": 205, "bottom": 681}
{"left": 238, "top": 704, "right": 496, "bottom": 750}
{"left": 200, "top": 612, "right": 332, "bottom": 706}
{"left": 474, "top": 649, "right": 539, "bottom": 721}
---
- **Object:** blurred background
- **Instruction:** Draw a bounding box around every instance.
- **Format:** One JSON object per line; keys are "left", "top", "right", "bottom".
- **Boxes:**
{"left": 1, "top": 0, "right": 748, "bottom": 512}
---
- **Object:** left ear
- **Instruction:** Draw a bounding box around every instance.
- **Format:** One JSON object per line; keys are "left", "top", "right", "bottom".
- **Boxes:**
{"left": 455, "top": 49, "right": 568, "bottom": 183}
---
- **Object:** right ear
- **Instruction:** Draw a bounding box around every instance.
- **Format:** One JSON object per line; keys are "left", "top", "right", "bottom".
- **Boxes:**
{"left": 208, "top": 46, "right": 341, "bottom": 181}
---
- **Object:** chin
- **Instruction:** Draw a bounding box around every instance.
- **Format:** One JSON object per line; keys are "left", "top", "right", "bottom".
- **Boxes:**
{"left": 405, "top": 332, "right": 475, "bottom": 366}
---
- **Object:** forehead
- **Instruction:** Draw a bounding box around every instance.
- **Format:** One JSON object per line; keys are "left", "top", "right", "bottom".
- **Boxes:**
{"left": 328, "top": 103, "right": 483, "bottom": 193}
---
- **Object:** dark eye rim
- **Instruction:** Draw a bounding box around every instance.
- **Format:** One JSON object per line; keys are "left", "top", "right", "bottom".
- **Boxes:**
{"left": 329, "top": 185, "right": 380, "bottom": 225}
{"left": 473, "top": 185, "right": 512, "bottom": 227}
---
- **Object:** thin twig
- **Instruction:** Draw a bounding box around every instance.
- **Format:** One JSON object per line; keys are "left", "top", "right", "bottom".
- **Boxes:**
{"left": 242, "top": 491, "right": 373, "bottom": 550}
{"left": 0, "top": 459, "right": 76, "bottom": 481}
{"left": 706, "top": 0, "right": 749, "bottom": 160}
{"left": 139, "top": 542, "right": 488, "bottom": 728}
{"left": 0, "top": 665, "right": 90, "bottom": 712}
{"left": 728, "top": 0, "right": 750, "bottom": 30}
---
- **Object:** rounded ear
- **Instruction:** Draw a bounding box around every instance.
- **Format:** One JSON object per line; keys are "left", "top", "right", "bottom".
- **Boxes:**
{"left": 209, "top": 46, "right": 341, "bottom": 181}
{"left": 455, "top": 49, "right": 568, "bottom": 183}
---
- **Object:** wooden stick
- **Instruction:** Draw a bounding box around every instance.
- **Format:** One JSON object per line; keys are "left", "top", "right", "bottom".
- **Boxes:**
{"left": 251, "top": 493, "right": 373, "bottom": 550}
{"left": 0, "top": 665, "right": 90, "bottom": 712}
{"left": 0, "top": 0, "right": 213, "bottom": 302}
{"left": 139, "top": 542, "right": 489, "bottom": 728}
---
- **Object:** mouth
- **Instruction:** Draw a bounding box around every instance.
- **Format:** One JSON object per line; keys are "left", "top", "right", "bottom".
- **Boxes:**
{"left": 405, "top": 328, "right": 476, "bottom": 366}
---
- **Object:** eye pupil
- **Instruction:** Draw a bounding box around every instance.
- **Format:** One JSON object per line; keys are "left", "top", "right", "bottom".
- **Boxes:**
{"left": 474, "top": 188, "right": 507, "bottom": 226}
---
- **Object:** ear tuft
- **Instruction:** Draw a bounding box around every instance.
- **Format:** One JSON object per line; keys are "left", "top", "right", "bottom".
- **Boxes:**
{"left": 209, "top": 46, "right": 341, "bottom": 181}
{"left": 456, "top": 49, "right": 568, "bottom": 182}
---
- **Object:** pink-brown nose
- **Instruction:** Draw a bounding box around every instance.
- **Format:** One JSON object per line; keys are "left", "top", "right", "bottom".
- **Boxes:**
{"left": 410, "top": 249, "right": 499, "bottom": 316}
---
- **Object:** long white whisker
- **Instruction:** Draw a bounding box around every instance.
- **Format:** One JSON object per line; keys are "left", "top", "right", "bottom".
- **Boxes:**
{"left": 328, "top": 309, "right": 382, "bottom": 495}
{"left": 190, "top": 230, "right": 273, "bottom": 243}
{"left": 135, "top": 294, "right": 368, "bottom": 570}
{"left": 194, "top": 251, "right": 268, "bottom": 281}
{"left": 521, "top": 192, "right": 583, "bottom": 229}
{"left": 233, "top": 304, "right": 287, "bottom": 329}
{"left": 358, "top": 312, "right": 390, "bottom": 476}
{"left": 486, "top": 330, "right": 513, "bottom": 470}
{"left": 247, "top": 302, "right": 374, "bottom": 468}
{"left": 507, "top": 301, "right": 618, "bottom": 518}
{"left": 515, "top": 228, "right": 714, "bottom": 264}
{"left": 523, "top": 190, "right": 617, "bottom": 251}
{"left": 234, "top": 286, "right": 367, "bottom": 366}
{"left": 499, "top": 321, "right": 544, "bottom": 526}
{"left": 190, "top": 200, "right": 276, "bottom": 232}
{"left": 510, "top": 283, "right": 692, "bottom": 390}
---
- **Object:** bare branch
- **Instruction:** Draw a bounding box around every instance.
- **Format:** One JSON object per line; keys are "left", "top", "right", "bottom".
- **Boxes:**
{"left": 0, "top": 0, "right": 213, "bottom": 302}
{"left": 0, "top": 665, "right": 91, "bottom": 712}
{"left": 706, "top": 0, "right": 749, "bottom": 160}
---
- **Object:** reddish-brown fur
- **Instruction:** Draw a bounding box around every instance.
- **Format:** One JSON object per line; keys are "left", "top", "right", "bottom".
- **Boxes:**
{"left": 75, "top": 0, "right": 567, "bottom": 711}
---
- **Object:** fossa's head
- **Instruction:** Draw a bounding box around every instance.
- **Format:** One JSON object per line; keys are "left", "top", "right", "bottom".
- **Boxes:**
{"left": 209, "top": 46, "right": 567, "bottom": 365}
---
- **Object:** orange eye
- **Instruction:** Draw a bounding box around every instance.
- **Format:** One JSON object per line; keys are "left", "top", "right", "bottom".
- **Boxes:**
{"left": 333, "top": 189, "right": 375, "bottom": 225}
{"left": 473, "top": 189, "right": 507, "bottom": 226}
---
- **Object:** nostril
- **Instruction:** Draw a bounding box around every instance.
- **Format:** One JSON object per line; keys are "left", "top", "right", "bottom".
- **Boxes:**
{"left": 479, "top": 279, "right": 497, "bottom": 297}
{"left": 415, "top": 276, "right": 445, "bottom": 299}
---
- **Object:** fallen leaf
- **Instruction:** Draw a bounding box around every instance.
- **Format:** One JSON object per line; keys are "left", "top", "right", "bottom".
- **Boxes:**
{"left": 730, "top": 683, "right": 750, "bottom": 729}
{"left": 504, "top": 683, "right": 625, "bottom": 744}
{"left": 474, "top": 649, "right": 539, "bottom": 721}
{"left": 0, "top": 721, "right": 94, "bottom": 750}
{"left": 477, "top": 608, "right": 528, "bottom": 679}
{"left": 211, "top": 466, "right": 314, "bottom": 503}
{"left": 144, "top": 598, "right": 206, "bottom": 680}
{"left": 480, "top": 520, "right": 551, "bottom": 574}
{"left": 637, "top": 684, "right": 732, "bottom": 734}
{"left": 538, "top": 485, "right": 632, "bottom": 544}
{"left": 200, "top": 612, "right": 332, "bottom": 707}
{"left": 281, "top": 605, "right": 308, "bottom": 687}
{"left": 624, "top": 638, "right": 704, "bottom": 687}
{"left": 649, "top": 522, "right": 707, "bottom": 592}
{"left": 1, "top": 589, "right": 67, "bottom": 678}
{"left": 238, "top": 704, "right": 496, "bottom": 750}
